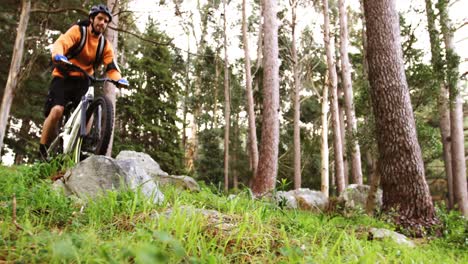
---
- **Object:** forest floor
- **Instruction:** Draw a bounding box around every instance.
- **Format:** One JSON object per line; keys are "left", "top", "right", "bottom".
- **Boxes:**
{"left": 0, "top": 162, "right": 467, "bottom": 263}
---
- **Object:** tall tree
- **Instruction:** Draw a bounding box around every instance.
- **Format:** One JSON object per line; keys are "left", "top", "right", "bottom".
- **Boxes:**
{"left": 437, "top": 0, "right": 468, "bottom": 216}
{"left": 424, "top": 0, "right": 454, "bottom": 209}
{"left": 290, "top": 0, "right": 302, "bottom": 189}
{"left": 242, "top": 0, "right": 259, "bottom": 178}
{"left": 0, "top": 0, "right": 30, "bottom": 154}
{"left": 252, "top": 0, "right": 280, "bottom": 196}
{"left": 114, "top": 20, "right": 184, "bottom": 174}
{"left": 363, "top": 0, "right": 437, "bottom": 234}
{"left": 104, "top": 0, "right": 119, "bottom": 156}
{"left": 338, "top": 0, "right": 362, "bottom": 184}
{"left": 321, "top": 81, "right": 329, "bottom": 196}
{"left": 322, "top": 0, "right": 345, "bottom": 194}
{"left": 222, "top": 0, "right": 230, "bottom": 192}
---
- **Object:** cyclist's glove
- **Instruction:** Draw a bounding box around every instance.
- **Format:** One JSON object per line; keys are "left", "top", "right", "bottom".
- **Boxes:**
{"left": 117, "top": 78, "right": 129, "bottom": 88}
{"left": 53, "top": 54, "right": 70, "bottom": 64}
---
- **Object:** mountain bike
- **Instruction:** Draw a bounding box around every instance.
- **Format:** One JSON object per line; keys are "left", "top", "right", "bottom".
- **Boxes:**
{"left": 46, "top": 60, "right": 127, "bottom": 162}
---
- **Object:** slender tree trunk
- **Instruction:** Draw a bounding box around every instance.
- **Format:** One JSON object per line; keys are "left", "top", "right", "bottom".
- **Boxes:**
{"left": 338, "top": 0, "right": 363, "bottom": 184}
{"left": 291, "top": 0, "right": 301, "bottom": 189}
{"left": 322, "top": 0, "right": 345, "bottom": 194}
{"left": 366, "top": 162, "right": 380, "bottom": 215}
{"left": 0, "top": 0, "right": 30, "bottom": 154}
{"left": 438, "top": 0, "right": 468, "bottom": 216}
{"left": 424, "top": 0, "right": 454, "bottom": 209}
{"left": 190, "top": 2, "right": 211, "bottom": 166}
{"left": 321, "top": 82, "right": 330, "bottom": 197}
{"left": 233, "top": 113, "right": 240, "bottom": 190}
{"left": 104, "top": 0, "right": 119, "bottom": 156}
{"left": 242, "top": 0, "right": 259, "bottom": 177}
{"left": 364, "top": 0, "right": 438, "bottom": 234}
{"left": 252, "top": 0, "right": 280, "bottom": 196}
{"left": 223, "top": 0, "right": 231, "bottom": 193}
{"left": 214, "top": 53, "right": 220, "bottom": 130}
{"left": 182, "top": 34, "right": 190, "bottom": 152}
{"left": 338, "top": 85, "right": 349, "bottom": 185}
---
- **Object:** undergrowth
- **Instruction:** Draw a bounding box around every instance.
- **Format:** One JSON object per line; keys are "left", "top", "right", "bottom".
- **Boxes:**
{"left": 0, "top": 163, "right": 467, "bottom": 263}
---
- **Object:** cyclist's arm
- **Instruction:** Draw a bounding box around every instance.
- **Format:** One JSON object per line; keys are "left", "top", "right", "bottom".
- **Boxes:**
{"left": 102, "top": 41, "right": 122, "bottom": 81}
{"left": 51, "top": 25, "right": 81, "bottom": 60}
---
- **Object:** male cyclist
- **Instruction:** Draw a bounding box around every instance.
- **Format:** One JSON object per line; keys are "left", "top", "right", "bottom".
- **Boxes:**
{"left": 39, "top": 4, "right": 128, "bottom": 159}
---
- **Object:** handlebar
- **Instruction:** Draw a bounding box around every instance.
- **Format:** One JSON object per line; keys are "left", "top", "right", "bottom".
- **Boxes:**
{"left": 55, "top": 58, "right": 128, "bottom": 88}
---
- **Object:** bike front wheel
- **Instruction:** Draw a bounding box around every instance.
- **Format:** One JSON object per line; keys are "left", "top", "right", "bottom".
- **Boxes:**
{"left": 77, "top": 96, "right": 114, "bottom": 161}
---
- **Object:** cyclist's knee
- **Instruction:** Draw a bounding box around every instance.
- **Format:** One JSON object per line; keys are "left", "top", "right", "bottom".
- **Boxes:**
{"left": 48, "top": 105, "right": 64, "bottom": 121}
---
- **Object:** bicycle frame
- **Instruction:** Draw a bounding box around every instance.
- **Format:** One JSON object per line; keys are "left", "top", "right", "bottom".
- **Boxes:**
{"left": 48, "top": 86, "right": 95, "bottom": 160}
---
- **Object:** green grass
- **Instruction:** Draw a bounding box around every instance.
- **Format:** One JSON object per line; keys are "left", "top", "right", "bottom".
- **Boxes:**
{"left": 0, "top": 163, "right": 467, "bottom": 263}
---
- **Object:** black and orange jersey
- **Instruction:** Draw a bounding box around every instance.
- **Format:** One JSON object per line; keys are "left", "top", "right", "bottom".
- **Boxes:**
{"left": 51, "top": 24, "right": 122, "bottom": 80}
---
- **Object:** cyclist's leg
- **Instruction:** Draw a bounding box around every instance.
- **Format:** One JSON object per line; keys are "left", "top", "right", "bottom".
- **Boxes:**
{"left": 40, "top": 77, "right": 66, "bottom": 159}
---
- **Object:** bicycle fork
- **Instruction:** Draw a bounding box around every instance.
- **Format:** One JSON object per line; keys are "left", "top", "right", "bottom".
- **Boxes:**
{"left": 79, "top": 87, "right": 95, "bottom": 137}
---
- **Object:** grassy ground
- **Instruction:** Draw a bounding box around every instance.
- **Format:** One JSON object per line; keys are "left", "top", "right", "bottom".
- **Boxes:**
{"left": 0, "top": 163, "right": 467, "bottom": 263}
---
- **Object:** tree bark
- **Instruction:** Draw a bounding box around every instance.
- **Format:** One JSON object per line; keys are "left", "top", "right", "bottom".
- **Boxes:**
{"left": 291, "top": 0, "right": 301, "bottom": 189}
{"left": 321, "top": 82, "right": 330, "bottom": 197}
{"left": 242, "top": 0, "right": 259, "bottom": 177}
{"left": 338, "top": 0, "right": 363, "bottom": 184}
{"left": 424, "top": 0, "right": 454, "bottom": 209}
{"left": 338, "top": 85, "right": 349, "bottom": 185}
{"left": 438, "top": 0, "right": 468, "bottom": 216}
{"left": 223, "top": 0, "right": 231, "bottom": 193}
{"left": 104, "top": 0, "right": 119, "bottom": 156}
{"left": 363, "top": 0, "right": 438, "bottom": 234}
{"left": 0, "top": 0, "right": 31, "bottom": 154}
{"left": 252, "top": 0, "right": 280, "bottom": 196}
{"left": 322, "top": 0, "right": 345, "bottom": 194}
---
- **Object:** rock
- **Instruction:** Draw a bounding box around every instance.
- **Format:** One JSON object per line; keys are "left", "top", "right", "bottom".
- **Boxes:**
{"left": 370, "top": 228, "right": 416, "bottom": 247}
{"left": 158, "top": 175, "right": 200, "bottom": 192}
{"left": 116, "top": 150, "right": 200, "bottom": 191}
{"left": 116, "top": 150, "right": 169, "bottom": 177}
{"left": 163, "top": 206, "right": 237, "bottom": 232}
{"left": 339, "top": 184, "right": 382, "bottom": 210}
{"left": 59, "top": 156, "right": 126, "bottom": 198}
{"left": 275, "top": 188, "right": 328, "bottom": 212}
{"left": 115, "top": 159, "right": 165, "bottom": 204}
{"left": 54, "top": 155, "right": 164, "bottom": 204}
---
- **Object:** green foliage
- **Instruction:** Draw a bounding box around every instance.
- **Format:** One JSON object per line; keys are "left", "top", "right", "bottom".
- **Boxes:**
{"left": 434, "top": 205, "right": 468, "bottom": 249}
{"left": 195, "top": 129, "right": 224, "bottom": 185}
{"left": 1, "top": 165, "right": 467, "bottom": 263}
{"left": 114, "top": 19, "right": 184, "bottom": 175}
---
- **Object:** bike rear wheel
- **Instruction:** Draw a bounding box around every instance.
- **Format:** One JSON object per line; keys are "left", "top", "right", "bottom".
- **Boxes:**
{"left": 76, "top": 96, "right": 114, "bottom": 161}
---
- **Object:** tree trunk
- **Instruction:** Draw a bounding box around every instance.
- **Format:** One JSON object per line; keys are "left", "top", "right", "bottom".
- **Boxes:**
{"left": 366, "top": 162, "right": 380, "bottom": 215}
{"left": 223, "top": 0, "right": 231, "bottom": 193}
{"left": 104, "top": 0, "right": 119, "bottom": 156}
{"left": 291, "top": 0, "right": 301, "bottom": 189}
{"left": 438, "top": 0, "right": 468, "bottom": 216}
{"left": 321, "top": 82, "right": 330, "bottom": 197}
{"left": 242, "top": 0, "right": 259, "bottom": 177}
{"left": 182, "top": 34, "right": 190, "bottom": 152}
{"left": 424, "top": 0, "right": 454, "bottom": 209}
{"left": 252, "top": 0, "right": 280, "bottom": 196}
{"left": 364, "top": 0, "right": 438, "bottom": 234}
{"left": 322, "top": 0, "right": 345, "bottom": 194}
{"left": 338, "top": 85, "right": 349, "bottom": 185}
{"left": 338, "top": 0, "right": 363, "bottom": 184}
{"left": 233, "top": 113, "right": 240, "bottom": 190}
{"left": 0, "top": 0, "right": 30, "bottom": 154}
{"left": 214, "top": 53, "right": 220, "bottom": 130}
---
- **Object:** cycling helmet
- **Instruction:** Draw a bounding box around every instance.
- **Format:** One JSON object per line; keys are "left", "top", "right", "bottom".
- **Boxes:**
{"left": 89, "top": 4, "right": 112, "bottom": 22}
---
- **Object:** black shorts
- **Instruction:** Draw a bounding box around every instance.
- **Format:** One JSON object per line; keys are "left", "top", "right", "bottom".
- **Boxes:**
{"left": 43, "top": 77, "right": 88, "bottom": 117}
